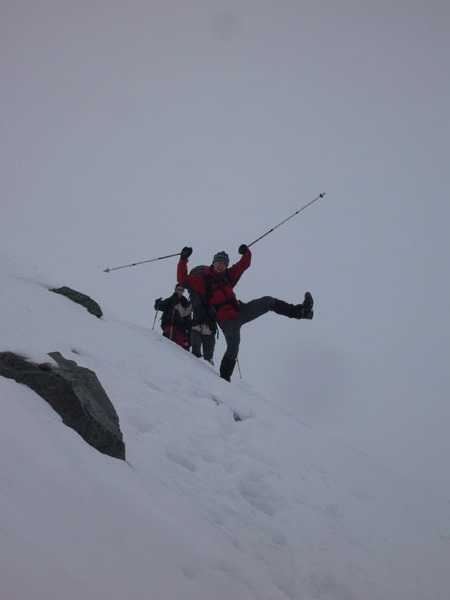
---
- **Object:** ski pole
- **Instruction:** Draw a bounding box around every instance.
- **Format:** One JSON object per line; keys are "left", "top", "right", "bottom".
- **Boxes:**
{"left": 104, "top": 252, "right": 181, "bottom": 273}
{"left": 152, "top": 310, "right": 159, "bottom": 330}
{"left": 248, "top": 193, "right": 326, "bottom": 248}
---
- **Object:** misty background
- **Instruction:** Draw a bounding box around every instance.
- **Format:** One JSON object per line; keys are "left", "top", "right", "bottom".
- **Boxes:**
{"left": 2, "top": 1, "right": 449, "bottom": 497}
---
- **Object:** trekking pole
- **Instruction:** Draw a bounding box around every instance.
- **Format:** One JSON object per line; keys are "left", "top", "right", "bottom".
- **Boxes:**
{"left": 169, "top": 310, "right": 175, "bottom": 340}
{"left": 104, "top": 252, "right": 181, "bottom": 273}
{"left": 152, "top": 310, "right": 159, "bottom": 330}
{"left": 236, "top": 359, "right": 242, "bottom": 379}
{"left": 248, "top": 193, "right": 326, "bottom": 248}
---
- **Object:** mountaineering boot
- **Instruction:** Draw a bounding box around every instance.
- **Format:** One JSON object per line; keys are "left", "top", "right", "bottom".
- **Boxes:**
{"left": 273, "top": 293, "right": 314, "bottom": 320}
{"left": 220, "top": 357, "right": 236, "bottom": 382}
{"left": 301, "top": 292, "right": 314, "bottom": 320}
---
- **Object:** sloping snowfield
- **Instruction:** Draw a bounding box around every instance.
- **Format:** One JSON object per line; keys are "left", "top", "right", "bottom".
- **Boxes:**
{"left": 1, "top": 253, "right": 449, "bottom": 600}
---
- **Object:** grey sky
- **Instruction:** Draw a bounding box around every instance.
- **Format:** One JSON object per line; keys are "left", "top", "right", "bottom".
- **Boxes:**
{"left": 2, "top": 1, "right": 450, "bottom": 496}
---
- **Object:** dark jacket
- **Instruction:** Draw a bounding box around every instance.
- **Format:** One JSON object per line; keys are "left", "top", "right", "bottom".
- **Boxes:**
{"left": 177, "top": 250, "right": 251, "bottom": 324}
{"left": 155, "top": 294, "right": 192, "bottom": 332}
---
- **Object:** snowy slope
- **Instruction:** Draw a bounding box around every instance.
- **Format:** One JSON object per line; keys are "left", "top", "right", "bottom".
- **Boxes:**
{"left": 1, "top": 252, "right": 449, "bottom": 600}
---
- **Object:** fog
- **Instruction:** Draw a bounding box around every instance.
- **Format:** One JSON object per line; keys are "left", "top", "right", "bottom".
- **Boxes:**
{"left": 2, "top": 0, "right": 449, "bottom": 497}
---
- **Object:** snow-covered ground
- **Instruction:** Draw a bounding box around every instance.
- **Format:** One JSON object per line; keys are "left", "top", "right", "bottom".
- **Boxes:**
{"left": 1, "top": 252, "right": 450, "bottom": 600}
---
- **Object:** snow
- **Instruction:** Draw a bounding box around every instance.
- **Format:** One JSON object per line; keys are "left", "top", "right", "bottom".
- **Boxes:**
{"left": 1, "top": 252, "right": 449, "bottom": 600}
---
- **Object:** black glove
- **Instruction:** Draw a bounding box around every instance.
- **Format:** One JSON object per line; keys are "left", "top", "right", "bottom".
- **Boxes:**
{"left": 154, "top": 298, "right": 162, "bottom": 310}
{"left": 181, "top": 246, "right": 193, "bottom": 259}
{"left": 238, "top": 244, "right": 249, "bottom": 255}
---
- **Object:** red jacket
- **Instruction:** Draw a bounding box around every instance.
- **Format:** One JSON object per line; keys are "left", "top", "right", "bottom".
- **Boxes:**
{"left": 177, "top": 250, "right": 251, "bottom": 324}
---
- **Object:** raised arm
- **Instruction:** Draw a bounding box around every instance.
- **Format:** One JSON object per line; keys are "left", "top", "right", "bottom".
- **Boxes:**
{"left": 177, "top": 247, "right": 206, "bottom": 295}
{"left": 227, "top": 245, "right": 251, "bottom": 285}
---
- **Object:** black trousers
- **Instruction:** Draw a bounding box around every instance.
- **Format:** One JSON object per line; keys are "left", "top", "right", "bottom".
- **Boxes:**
{"left": 191, "top": 328, "right": 216, "bottom": 362}
{"left": 219, "top": 296, "right": 275, "bottom": 361}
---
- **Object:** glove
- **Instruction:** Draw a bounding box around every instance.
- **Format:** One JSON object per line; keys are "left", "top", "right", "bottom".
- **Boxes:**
{"left": 154, "top": 298, "right": 162, "bottom": 310}
{"left": 238, "top": 244, "right": 249, "bottom": 255}
{"left": 181, "top": 246, "right": 193, "bottom": 259}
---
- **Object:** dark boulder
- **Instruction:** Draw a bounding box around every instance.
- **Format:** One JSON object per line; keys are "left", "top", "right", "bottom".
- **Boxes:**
{"left": 0, "top": 351, "right": 125, "bottom": 460}
{"left": 50, "top": 286, "right": 103, "bottom": 318}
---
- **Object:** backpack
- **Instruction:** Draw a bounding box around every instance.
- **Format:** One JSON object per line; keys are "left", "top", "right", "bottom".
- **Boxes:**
{"left": 186, "top": 265, "right": 219, "bottom": 330}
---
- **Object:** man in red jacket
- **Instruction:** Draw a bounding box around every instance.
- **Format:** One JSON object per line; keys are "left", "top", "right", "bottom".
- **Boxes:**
{"left": 177, "top": 245, "right": 313, "bottom": 382}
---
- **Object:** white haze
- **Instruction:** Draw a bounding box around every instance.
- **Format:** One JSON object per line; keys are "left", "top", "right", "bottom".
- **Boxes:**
{"left": 2, "top": 253, "right": 450, "bottom": 599}
{"left": 2, "top": 1, "right": 450, "bottom": 503}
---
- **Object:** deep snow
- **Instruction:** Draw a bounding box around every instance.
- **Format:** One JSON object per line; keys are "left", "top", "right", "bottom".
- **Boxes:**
{"left": 1, "top": 252, "right": 450, "bottom": 600}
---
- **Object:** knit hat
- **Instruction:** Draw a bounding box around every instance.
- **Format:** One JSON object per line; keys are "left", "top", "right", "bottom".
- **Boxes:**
{"left": 174, "top": 283, "right": 185, "bottom": 293}
{"left": 212, "top": 251, "right": 229, "bottom": 266}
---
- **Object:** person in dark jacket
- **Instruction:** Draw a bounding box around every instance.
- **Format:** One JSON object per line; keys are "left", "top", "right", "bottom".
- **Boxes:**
{"left": 154, "top": 283, "right": 192, "bottom": 350}
{"left": 177, "top": 246, "right": 313, "bottom": 381}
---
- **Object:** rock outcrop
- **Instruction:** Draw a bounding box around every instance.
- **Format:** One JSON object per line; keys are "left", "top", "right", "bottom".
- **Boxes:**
{"left": 0, "top": 351, "right": 125, "bottom": 460}
{"left": 50, "top": 286, "right": 103, "bottom": 318}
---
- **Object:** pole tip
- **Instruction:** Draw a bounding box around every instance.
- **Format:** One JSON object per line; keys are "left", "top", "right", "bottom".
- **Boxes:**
{"left": 104, "top": 268, "right": 110, "bottom": 273}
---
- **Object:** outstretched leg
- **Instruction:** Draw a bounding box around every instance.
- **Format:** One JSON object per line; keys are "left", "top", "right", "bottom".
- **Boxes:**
{"left": 240, "top": 296, "right": 276, "bottom": 324}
